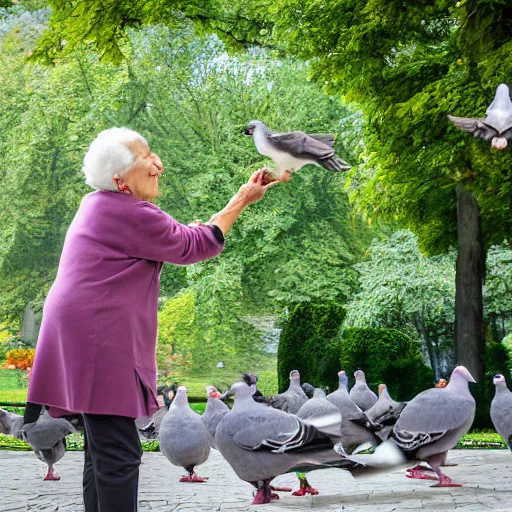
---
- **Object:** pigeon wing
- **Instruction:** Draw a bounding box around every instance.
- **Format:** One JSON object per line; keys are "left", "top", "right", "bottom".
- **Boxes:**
{"left": 268, "top": 131, "right": 335, "bottom": 160}
{"left": 307, "top": 134, "right": 336, "bottom": 147}
{"left": 447, "top": 115, "right": 498, "bottom": 141}
{"left": 22, "top": 417, "right": 77, "bottom": 450}
{"left": 393, "top": 389, "right": 474, "bottom": 453}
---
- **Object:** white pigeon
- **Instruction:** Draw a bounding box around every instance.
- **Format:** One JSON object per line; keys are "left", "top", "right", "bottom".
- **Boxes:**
{"left": 244, "top": 120, "right": 351, "bottom": 182}
{"left": 448, "top": 83, "right": 512, "bottom": 149}
{"left": 158, "top": 386, "right": 211, "bottom": 482}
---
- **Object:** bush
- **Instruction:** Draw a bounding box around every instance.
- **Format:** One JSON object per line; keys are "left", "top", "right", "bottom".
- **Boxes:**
{"left": 277, "top": 302, "right": 346, "bottom": 392}
{"left": 339, "top": 327, "right": 434, "bottom": 400}
{"left": 5, "top": 348, "right": 35, "bottom": 370}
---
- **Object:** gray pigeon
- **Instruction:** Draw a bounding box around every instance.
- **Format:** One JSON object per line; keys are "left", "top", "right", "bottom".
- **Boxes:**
{"left": 490, "top": 374, "right": 512, "bottom": 451}
{"left": 293, "top": 388, "right": 343, "bottom": 496}
{"left": 159, "top": 386, "right": 211, "bottom": 482}
{"left": 0, "top": 408, "right": 76, "bottom": 480}
{"left": 202, "top": 386, "right": 230, "bottom": 450}
{"left": 364, "top": 384, "right": 407, "bottom": 441}
{"left": 350, "top": 370, "right": 378, "bottom": 411}
{"left": 136, "top": 407, "right": 167, "bottom": 440}
{"left": 264, "top": 370, "right": 309, "bottom": 414}
{"left": 326, "top": 371, "right": 379, "bottom": 453}
{"left": 244, "top": 120, "right": 351, "bottom": 182}
{"left": 392, "top": 366, "right": 476, "bottom": 487}
{"left": 301, "top": 382, "right": 316, "bottom": 399}
{"left": 215, "top": 382, "right": 405, "bottom": 504}
{"left": 448, "top": 83, "right": 512, "bottom": 149}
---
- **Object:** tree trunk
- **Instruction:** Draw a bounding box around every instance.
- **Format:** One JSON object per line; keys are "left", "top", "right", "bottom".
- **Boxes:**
{"left": 413, "top": 312, "right": 439, "bottom": 380}
{"left": 455, "top": 185, "right": 485, "bottom": 381}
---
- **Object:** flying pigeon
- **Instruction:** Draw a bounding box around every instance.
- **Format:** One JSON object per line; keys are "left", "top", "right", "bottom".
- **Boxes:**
{"left": 392, "top": 366, "right": 476, "bottom": 487}
{"left": 215, "top": 381, "right": 406, "bottom": 504}
{"left": 448, "top": 83, "right": 512, "bottom": 150}
{"left": 202, "top": 386, "right": 230, "bottom": 450}
{"left": 244, "top": 120, "right": 351, "bottom": 183}
{"left": 263, "top": 370, "right": 309, "bottom": 414}
{"left": 490, "top": 374, "right": 512, "bottom": 451}
{"left": 364, "top": 384, "right": 407, "bottom": 441}
{"left": 0, "top": 408, "right": 77, "bottom": 480}
{"left": 350, "top": 370, "right": 378, "bottom": 411}
{"left": 326, "top": 371, "right": 379, "bottom": 453}
{"left": 158, "top": 386, "right": 211, "bottom": 483}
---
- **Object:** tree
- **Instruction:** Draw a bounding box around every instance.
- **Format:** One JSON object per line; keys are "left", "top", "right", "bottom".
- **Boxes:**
{"left": 32, "top": 0, "right": 512, "bottom": 382}
{"left": 0, "top": 7, "right": 369, "bottom": 379}
{"left": 344, "top": 231, "right": 455, "bottom": 379}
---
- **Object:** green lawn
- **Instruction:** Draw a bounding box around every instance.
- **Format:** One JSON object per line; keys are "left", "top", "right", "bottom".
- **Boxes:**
{"left": 0, "top": 430, "right": 507, "bottom": 452}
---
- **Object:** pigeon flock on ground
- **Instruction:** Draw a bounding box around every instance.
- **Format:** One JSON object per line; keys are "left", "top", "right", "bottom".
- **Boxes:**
{"left": 3, "top": 365, "right": 511, "bottom": 505}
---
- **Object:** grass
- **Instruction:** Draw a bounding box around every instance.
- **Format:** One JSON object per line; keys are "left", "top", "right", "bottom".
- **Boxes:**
{"left": 1, "top": 430, "right": 507, "bottom": 452}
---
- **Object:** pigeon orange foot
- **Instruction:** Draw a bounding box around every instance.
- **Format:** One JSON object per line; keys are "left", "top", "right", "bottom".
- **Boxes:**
{"left": 252, "top": 480, "right": 278, "bottom": 505}
{"left": 292, "top": 473, "right": 320, "bottom": 496}
{"left": 179, "top": 472, "right": 208, "bottom": 483}
{"left": 406, "top": 470, "right": 438, "bottom": 481}
{"left": 431, "top": 474, "right": 463, "bottom": 488}
{"left": 43, "top": 466, "right": 60, "bottom": 481}
{"left": 270, "top": 485, "right": 292, "bottom": 492}
{"left": 407, "top": 464, "right": 433, "bottom": 473}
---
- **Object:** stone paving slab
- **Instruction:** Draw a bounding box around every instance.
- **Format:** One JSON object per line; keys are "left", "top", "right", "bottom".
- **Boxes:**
{"left": 0, "top": 449, "right": 512, "bottom": 511}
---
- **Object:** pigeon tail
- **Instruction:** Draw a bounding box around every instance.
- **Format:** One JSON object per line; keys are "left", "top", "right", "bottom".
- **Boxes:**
{"left": 318, "top": 156, "right": 351, "bottom": 172}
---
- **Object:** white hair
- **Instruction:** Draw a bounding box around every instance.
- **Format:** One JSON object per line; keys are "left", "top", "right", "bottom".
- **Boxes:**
{"left": 82, "top": 127, "right": 148, "bottom": 191}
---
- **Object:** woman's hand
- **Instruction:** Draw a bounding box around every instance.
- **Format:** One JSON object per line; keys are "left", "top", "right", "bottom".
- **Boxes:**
{"left": 237, "top": 168, "right": 279, "bottom": 206}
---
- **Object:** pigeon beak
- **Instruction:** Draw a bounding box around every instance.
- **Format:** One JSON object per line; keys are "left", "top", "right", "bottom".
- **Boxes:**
{"left": 243, "top": 128, "right": 254, "bottom": 136}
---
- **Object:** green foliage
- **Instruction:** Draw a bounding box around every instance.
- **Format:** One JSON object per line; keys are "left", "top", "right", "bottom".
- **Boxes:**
{"left": 277, "top": 302, "right": 346, "bottom": 392}
{"left": 339, "top": 327, "right": 434, "bottom": 401}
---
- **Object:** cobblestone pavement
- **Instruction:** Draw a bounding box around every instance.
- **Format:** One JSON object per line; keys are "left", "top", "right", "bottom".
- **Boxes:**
{"left": 1, "top": 449, "right": 512, "bottom": 511}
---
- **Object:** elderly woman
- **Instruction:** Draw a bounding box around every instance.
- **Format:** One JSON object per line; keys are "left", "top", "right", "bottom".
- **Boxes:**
{"left": 25, "top": 127, "right": 277, "bottom": 512}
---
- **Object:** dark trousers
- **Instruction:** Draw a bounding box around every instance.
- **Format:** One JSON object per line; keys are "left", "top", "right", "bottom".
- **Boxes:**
{"left": 82, "top": 414, "right": 142, "bottom": 512}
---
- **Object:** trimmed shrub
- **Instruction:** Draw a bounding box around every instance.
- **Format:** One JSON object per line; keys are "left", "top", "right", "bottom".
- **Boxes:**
{"left": 339, "top": 328, "right": 434, "bottom": 400}
{"left": 277, "top": 302, "right": 346, "bottom": 392}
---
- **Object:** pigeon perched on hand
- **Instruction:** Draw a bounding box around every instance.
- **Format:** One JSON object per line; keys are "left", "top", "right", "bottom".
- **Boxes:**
{"left": 490, "top": 374, "right": 512, "bottom": 451}
{"left": 448, "top": 83, "right": 512, "bottom": 150}
{"left": 244, "top": 120, "right": 351, "bottom": 183}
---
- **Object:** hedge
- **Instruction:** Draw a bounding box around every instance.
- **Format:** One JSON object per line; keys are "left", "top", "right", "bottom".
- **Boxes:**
{"left": 339, "top": 327, "right": 434, "bottom": 400}
{"left": 277, "top": 302, "right": 346, "bottom": 392}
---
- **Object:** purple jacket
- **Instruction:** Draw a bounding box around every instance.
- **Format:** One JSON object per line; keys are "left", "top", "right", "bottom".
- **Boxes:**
{"left": 27, "top": 190, "right": 224, "bottom": 418}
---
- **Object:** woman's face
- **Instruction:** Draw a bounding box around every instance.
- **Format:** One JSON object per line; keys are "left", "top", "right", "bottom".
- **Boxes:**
{"left": 114, "top": 139, "right": 164, "bottom": 201}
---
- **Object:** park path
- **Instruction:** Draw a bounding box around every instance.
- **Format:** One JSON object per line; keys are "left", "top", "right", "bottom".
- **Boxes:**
{"left": 1, "top": 449, "right": 512, "bottom": 511}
